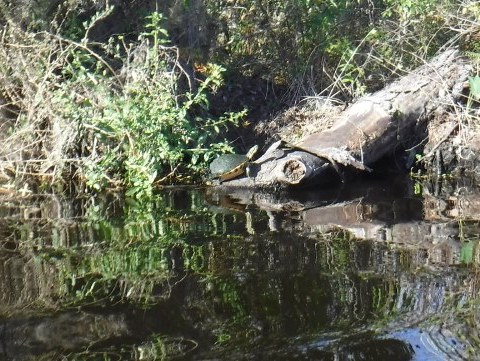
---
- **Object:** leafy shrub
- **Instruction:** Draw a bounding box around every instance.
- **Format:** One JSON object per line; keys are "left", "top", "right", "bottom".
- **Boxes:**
{"left": 202, "top": 0, "right": 380, "bottom": 99}
{"left": 0, "top": 8, "right": 244, "bottom": 198}
{"left": 203, "top": 0, "right": 462, "bottom": 100}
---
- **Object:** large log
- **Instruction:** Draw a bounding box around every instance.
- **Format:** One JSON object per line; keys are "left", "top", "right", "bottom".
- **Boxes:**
{"left": 222, "top": 49, "right": 471, "bottom": 188}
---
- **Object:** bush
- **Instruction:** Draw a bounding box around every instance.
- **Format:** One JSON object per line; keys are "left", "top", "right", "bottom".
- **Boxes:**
{"left": 203, "top": 0, "right": 463, "bottom": 101}
{"left": 0, "top": 7, "right": 244, "bottom": 198}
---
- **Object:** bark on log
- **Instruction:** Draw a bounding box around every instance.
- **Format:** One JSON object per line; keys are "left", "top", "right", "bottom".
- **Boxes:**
{"left": 221, "top": 49, "right": 472, "bottom": 188}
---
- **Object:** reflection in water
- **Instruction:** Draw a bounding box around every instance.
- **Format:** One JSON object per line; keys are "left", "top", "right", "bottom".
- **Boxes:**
{"left": 0, "top": 176, "right": 478, "bottom": 360}
{"left": 0, "top": 312, "right": 130, "bottom": 359}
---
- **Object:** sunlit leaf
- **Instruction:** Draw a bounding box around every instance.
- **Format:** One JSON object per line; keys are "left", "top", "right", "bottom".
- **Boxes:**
{"left": 460, "top": 241, "right": 475, "bottom": 264}
{"left": 468, "top": 76, "right": 480, "bottom": 100}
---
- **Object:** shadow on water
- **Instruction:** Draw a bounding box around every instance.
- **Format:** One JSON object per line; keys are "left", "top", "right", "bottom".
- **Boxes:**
{"left": 0, "top": 175, "right": 479, "bottom": 360}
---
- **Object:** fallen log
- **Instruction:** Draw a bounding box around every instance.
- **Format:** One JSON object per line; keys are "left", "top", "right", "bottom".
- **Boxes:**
{"left": 222, "top": 49, "right": 472, "bottom": 188}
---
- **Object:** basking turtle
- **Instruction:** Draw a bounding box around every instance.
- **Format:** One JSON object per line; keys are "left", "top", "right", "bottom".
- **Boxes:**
{"left": 209, "top": 145, "right": 259, "bottom": 182}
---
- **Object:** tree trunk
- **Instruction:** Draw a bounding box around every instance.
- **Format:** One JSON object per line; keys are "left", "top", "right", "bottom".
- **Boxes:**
{"left": 221, "top": 49, "right": 471, "bottom": 188}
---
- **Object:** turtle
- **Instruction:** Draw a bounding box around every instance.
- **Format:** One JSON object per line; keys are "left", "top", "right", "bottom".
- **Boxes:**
{"left": 209, "top": 145, "right": 259, "bottom": 182}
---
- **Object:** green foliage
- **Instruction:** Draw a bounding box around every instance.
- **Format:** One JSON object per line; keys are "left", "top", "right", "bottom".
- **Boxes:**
{"left": 206, "top": 0, "right": 375, "bottom": 91}
{"left": 203, "top": 0, "right": 460, "bottom": 100}
{"left": 469, "top": 75, "right": 480, "bottom": 100}
{"left": 460, "top": 241, "right": 476, "bottom": 264}
{"left": 414, "top": 181, "right": 423, "bottom": 195}
{"left": 51, "top": 11, "right": 244, "bottom": 198}
{"left": 380, "top": 0, "right": 454, "bottom": 54}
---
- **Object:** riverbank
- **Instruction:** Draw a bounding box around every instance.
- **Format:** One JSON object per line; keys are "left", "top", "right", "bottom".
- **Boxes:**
{"left": 0, "top": 1, "right": 478, "bottom": 195}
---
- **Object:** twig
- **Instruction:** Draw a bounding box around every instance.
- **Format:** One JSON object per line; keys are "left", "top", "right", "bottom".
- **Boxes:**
{"left": 42, "top": 32, "right": 121, "bottom": 85}
{"left": 154, "top": 165, "right": 179, "bottom": 185}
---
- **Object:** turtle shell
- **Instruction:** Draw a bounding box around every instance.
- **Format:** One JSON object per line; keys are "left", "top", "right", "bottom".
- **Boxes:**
{"left": 209, "top": 154, "right": 249, "bottom": 181}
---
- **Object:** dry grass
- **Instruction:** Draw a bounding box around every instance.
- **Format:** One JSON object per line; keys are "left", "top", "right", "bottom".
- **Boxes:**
{"left": 0, "top": 24, "right": 77, "bottom": 190}
{"left": 254, "top": 98, "right": 343, "bottom": 145}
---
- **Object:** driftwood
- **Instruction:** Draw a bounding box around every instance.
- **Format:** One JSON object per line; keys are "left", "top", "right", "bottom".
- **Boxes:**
{"left": 222, "top": 49, "right": 471, "bottom": 188}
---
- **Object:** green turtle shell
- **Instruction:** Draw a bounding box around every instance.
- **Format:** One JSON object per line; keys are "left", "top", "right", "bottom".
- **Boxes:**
{"left": 209, "top": 154, "right": 250, "bottom": 181}
{"left": 209, "top": 145, "right": 258, "bottom": 181}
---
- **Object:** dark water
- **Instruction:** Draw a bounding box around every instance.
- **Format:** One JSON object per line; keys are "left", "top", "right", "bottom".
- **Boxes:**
{"left": 0, "top": 176, "right": 479, "bottom": 360}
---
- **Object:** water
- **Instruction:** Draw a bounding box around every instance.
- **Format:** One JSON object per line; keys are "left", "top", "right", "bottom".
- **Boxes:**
{"left": 0, "top": 176, "right": 478, "bottom": 360}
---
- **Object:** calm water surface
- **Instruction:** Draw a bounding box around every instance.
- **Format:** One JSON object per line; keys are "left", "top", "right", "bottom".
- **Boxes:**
{"left": 0, "top": 176, "right": 479, "bottom": 360}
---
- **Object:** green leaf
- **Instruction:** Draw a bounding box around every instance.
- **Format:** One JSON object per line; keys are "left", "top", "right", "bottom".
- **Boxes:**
{"left": 460, "top": 241, "right": 475, "bottom": 264}
{"left": 468, "top": 76, "right": 480, "bottom": 100}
